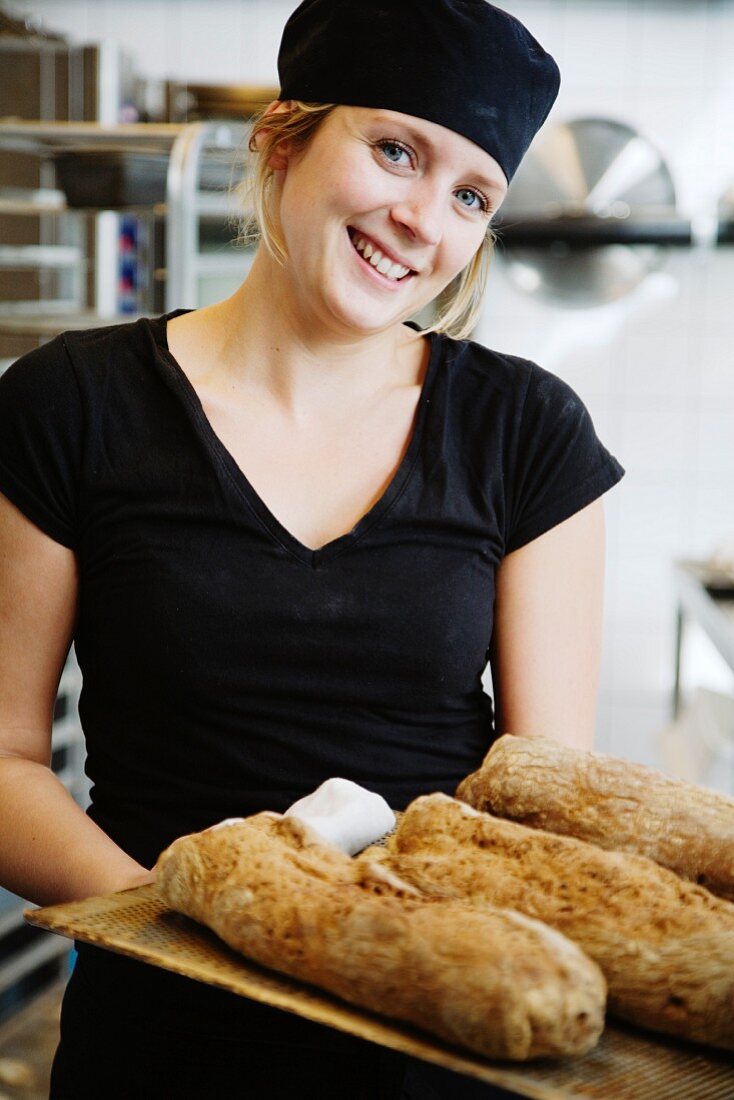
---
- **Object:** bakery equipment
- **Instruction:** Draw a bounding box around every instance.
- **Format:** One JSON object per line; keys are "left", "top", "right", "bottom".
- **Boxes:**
{"left": 25, "top": 884, "right": 734, "bottom": 1099}
{"left": 717, "top": 183, "right": 734, "bottom": 245}
{"left": 494, "top": 117, "right": 687, "bottom": 306}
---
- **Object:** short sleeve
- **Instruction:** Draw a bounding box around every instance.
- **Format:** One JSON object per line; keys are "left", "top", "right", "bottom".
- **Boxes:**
{"left": 505, "top": 365, "right": 624, "bottom": 554}
{"left": 0, "top": 336, "right": 83, "bottom": 549}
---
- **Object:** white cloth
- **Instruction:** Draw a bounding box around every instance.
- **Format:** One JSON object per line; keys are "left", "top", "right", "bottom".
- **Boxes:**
{"left": 283, "top": 777, "right": 395, "bottom": 855}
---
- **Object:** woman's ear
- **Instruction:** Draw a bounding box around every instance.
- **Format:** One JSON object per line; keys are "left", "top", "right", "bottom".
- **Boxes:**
{"left": 263, "top": 99, "right": 292, "bottom": 118}
{"left": 253, "top": 100, "right": 294, "bottom": 170}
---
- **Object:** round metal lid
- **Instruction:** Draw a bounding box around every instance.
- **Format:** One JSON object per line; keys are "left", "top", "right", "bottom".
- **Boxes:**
{"left": 495, "top": 117, "right": 678, "bottom": 306}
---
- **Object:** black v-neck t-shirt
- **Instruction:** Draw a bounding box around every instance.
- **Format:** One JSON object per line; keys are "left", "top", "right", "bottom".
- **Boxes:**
{"left": 0, "top": 311, "right": 623, "bottom": 869}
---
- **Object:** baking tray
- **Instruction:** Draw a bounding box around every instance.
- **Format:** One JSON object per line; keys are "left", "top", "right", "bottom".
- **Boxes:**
{"left": 25, "top": 884, "right": 734, "bottom": 1100}
{"left": 53, "top": 148, "right": 236, "bottom": 208}
{"left": 54, "top": 150, "right": 169, "bottom": 207}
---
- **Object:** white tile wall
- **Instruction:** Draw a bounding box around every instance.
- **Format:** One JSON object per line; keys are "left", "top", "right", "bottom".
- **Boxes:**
{"left": 11, "top": 0, "right": 294, "bottom": 82}
{"left": 10, "top": 0, "right": 734, "bottom": 776}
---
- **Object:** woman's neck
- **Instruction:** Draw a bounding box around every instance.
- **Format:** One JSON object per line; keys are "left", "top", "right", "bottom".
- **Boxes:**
{"left": 195, "top": 247, "right": 425, "bottom": 415}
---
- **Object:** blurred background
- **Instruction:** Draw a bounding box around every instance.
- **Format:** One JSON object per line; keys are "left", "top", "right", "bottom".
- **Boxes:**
{"left": 0, "top": 1, "right": 733, "bottom": 1091}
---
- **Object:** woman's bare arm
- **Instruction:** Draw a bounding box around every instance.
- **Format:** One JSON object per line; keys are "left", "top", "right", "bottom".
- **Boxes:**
{"left": 0, "top": 493, "right": 154, "bottom": 907}
{"left": 489, "top": 499, "right": 606, "bottom": 750}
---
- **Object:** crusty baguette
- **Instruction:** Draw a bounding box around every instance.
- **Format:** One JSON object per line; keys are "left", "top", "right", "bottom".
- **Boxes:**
{"left": 365, "top": 793, "right": 734, "bottom": 1051}
{"left": 456, "top": 734, "right": 734, "bottom": 901}
{"left": 156, "top": 811, "right": 605, "bottom": 1060}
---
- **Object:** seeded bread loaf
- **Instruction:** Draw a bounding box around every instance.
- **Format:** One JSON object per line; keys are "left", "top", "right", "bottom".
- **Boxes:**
{"left": 156, "top": 811, "right": 605, "bottom": 1060}
{"left": 456, "top": 734, "right": 734, "bottom": 901}
{"left": 363, "top": 793, "right": 734, "bottom": 1051}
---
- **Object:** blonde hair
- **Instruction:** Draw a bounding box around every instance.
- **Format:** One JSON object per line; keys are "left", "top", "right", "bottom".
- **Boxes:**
{"left": 236, "top": 101, "right": 496, "bottom": 341}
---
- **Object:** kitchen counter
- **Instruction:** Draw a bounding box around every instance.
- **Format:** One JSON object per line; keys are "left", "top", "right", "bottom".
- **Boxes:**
{"left": 673, "top": 560, "right": 734, "bottom": 717}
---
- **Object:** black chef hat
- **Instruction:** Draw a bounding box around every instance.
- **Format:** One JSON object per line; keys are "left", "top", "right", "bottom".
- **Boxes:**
{"left": 277, "top": 0, "right": 560, "bottom": 184}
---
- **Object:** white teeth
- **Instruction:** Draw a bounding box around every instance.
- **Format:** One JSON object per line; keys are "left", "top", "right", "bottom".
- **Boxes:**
{"left": 353, "top": 233, "right": 411, "bottom": 281}
{"left": 387, "top": 261, "right": 408, "bottom": 279}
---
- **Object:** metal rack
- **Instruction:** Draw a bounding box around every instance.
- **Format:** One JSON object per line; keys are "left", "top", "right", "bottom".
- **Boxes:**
{"left": 0, "top": 120, "right": 254, "bottom": 361}
{"left": 0, "top": 120, "right": 253, "bottom": 1015}
{"left": 165, "top": 120, "right": 253, "bottom": 309}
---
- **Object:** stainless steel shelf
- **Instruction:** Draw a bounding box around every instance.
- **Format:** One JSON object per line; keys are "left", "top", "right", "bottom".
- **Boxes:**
{"left": 0, "top": 121, "right": 187, "bottom": 154}
{"left": 0, "top": 198, "right": 165, "bottom": 217}
{"left": 0, "top": 245, "right": 84, "bottom": 269}
{"left": 0, "top": 197, "right": 243, "bottom": 219}
{"left": 494, "top": 212, "right": 693, "bottom": 248}
{"left": 0, "top": 311, "right": 139, "bottom": 337}
{"left": 0, "top": 187, "right": 67, "bottom": 216}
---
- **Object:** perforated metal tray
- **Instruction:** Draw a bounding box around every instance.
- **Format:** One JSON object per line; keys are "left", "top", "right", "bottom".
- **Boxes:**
{"left": 25, "top": 885, "right": 734, "bottom": 1099}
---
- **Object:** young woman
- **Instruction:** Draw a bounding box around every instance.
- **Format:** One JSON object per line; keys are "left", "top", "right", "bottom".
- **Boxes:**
{"left": 0, "top": 1, "right": 623, "bottom": 1096}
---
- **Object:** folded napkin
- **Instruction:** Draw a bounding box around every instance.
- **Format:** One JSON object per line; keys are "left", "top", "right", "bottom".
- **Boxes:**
{"left": 284, "top": 777, "right": 395, "bottom": 855}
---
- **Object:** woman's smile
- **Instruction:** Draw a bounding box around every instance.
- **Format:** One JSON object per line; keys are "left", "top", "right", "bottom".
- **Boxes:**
{"left": 346, "top": 226, "right": 417, "bottom": 290}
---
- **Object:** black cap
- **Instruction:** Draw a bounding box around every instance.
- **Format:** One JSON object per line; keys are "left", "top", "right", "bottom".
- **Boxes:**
{"left": 277, "top": 0, "right": 560, "bottom": 183}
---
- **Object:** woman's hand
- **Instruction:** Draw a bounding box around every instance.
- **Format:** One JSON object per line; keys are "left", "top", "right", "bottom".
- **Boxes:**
{"left": 114, "top": 865, "right": 157, "bottom": 893}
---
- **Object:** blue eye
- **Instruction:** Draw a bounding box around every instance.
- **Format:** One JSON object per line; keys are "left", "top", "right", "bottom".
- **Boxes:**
{"left": 456, "top": 187, "right": 490, "bottom": 214}
{"left": 376, "top": 139, "right": 412, "bottom": 166}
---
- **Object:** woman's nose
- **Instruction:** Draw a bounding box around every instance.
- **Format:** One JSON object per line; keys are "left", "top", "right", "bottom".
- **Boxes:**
{"left": 390, "top": 184, "right": 445, "bottom": 246}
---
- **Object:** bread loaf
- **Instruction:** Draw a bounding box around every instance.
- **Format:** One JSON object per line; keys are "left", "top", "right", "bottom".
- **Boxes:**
{"left": 456, "top": 734, "right": 734, "bottom": 901}
{"left": 365, "top": 792, "right": 734, "bottom": 1051}
{"left": 156, "top": 811, "right": 605, "bottom": 1060}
